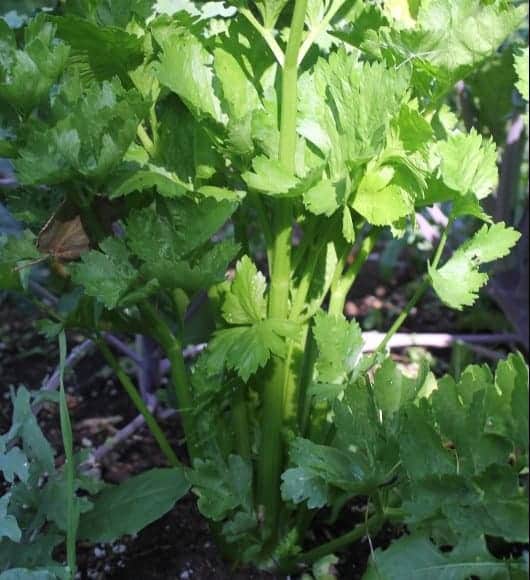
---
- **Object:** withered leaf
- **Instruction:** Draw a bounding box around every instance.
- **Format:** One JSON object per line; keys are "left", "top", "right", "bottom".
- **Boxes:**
{"left": 37, "top": 204, "right": 90, "bottom": 261}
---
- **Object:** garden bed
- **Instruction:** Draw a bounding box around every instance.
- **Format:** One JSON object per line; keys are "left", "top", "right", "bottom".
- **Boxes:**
{"left": 0, "top": 282, "right": 523, "bottom": 579}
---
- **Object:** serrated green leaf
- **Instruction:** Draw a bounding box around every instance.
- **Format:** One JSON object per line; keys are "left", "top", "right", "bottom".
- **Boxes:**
{"left": 222, "top": 256, "right": 267, "bottom": 324}
{"left": 0, "top": 231, "right": 39, "bottom": 261}
{"left": 141, "top": 241, "right": 239, "bottom": 293}
{"left": 303, "top": 179, "right": 340, "bottom": 217}
{"left": 213, "top": 46, "right": 261, "bottom": 152}
{"left": 78, "top": 468, "right": 189, "bottom": 542}
{"left": 400, "top": 403, "right": 456, "bottom": 479}
{"left": 298, "top": 50, "right": 411, "bottom": 184}
{"left": 319, "top": 51, "right": 411, "bottom": 163}
{"left": 125, "top": 197, "right": 238, "bottom": 292}
{"left": 152, "top": 95, "right": 227, "bottom": 184}
{"left": 126, "top": 208, "right": 182, "bottom": 264}
{"left": 353, "top": 164, "right": 414, "bottom": 226}
{"left": 495, "top": 354, "right": 529, "bottom": 455}
{"left": 417, "top": 0, "right": 526, "bottom": 70}
{"left": 430, "top": 222, "right": 521, "bottom": 310}
{"left": 208, "top": 319, "right": 299, "bottom": 382}
{"left": 432, "top": 368, "right": 512, "bottom": 475}
{"left": 373, "top": 0, "right": 527, "bottom": 96}
{"left": 281, "top": 467, "right": 329, "bottom": 510}
{"left": 332, "top": 377, "right": 382, "bottom": 451}
{"left": 0, "top": 532, "right": 63, "bottom": 574}
{"left": 438, "top": 130, "right": 498, "bottom": 200}
{"left": 72, "top": 237, "right": 137, "bottom": 309}
{"left": 0, "top": 16, "right": 70, "bottom": 113}
{"left": 65, "top": 0, "right": 154, "bottom": 29}
{"left": 281, "top": 437, "right": 374, "bottom": 509}
{"left": 53, "top": 14, "right": 144, "bottom": 81}
{"left": 188, "top": 455, "right": 253, "bottom": 522}
{"left": 9, "top": 387, "right": 55, "bottom": 474}
{"left": 155, "top": 28, "right": 225, "bottom": 124}
{"left": 15, "top": 77, "right": 145, "bottom": 185}
{"left": 127, "top": 197, "right": 236, "bottom": 261}
{"left": 313, "top": 311, "right": 364, "bottom": 384}
{"left": 242, "top": 155, "right": 299, "bottom": 196}
{"left": 394, "top": 103, "right": 433, "bottom": 152}
{"left": 372, "top": 358, "right": 419, "bottom": 420}
{"left": 0, "top": 231, "right": 40, "bottom": 284}
{"left": 451, "top": 194, "right": 492, "bottom": 223}
{"left": 0, "top": 448, "right": 29, "bottom": 483}
{"left": 0, "top": 495, "right": 21, "bottom": 543}
{"left": 363, "top": 534, "right": 527, "bottom": 580}
{"left": 109, "top": 164, "right": 191, "bottom": 198}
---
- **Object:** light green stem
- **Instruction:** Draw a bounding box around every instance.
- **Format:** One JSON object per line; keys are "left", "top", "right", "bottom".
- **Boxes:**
{"left": 289, "top": 513, "right": 384, "bottom": 567}
{"left": 298, "top": 0, "right": 347, "bottom": 64}
{"left": 258, "top": 0, "right": 308, "bottom": 545}
{"left": 282, "top": 323, "right": 309, "bottom": 431}
{"left": 328, "top": 229, "right": 379, "bottom": 316}
{"left": 138, "top": 302, "right": 199, "bottom": 459}
{"left": 240, "top": 8, "right": 285, "bottom": 66}
{"left": 136, "top": 124, "right": 156, "bottom": 158}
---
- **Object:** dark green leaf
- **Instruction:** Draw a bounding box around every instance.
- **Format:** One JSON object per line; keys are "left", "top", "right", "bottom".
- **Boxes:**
{"left": 53, "top": 15, "right": 144, "bottom": 80}
{"left": 0, "top": 495, "right": 21, "bottom": 543}
{"left": 78, "top": 468, "right": 189, "bottom": 542}
{"left": 364, "top": 534, "right": 527, "bottom": 580}
{"left": 0, "top": 16, "right": 69, "bottom": 113}
{"left": 313, "top": 311, "right": 363, "bottom": 384}
{"left": 72, "top": 238, "right": 137, "bottom": 309}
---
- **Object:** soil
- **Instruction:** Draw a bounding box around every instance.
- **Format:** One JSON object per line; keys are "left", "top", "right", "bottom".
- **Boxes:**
{"left": 0, "top": 275, "right": 518, "bottom": 579}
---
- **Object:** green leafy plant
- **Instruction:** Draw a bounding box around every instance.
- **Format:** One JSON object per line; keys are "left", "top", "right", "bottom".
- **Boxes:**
{"left": 0, "top": 385, "right": 190, "bottom": 578}
{"left": 1, "top": 0, "right": 529, "bottom": 576}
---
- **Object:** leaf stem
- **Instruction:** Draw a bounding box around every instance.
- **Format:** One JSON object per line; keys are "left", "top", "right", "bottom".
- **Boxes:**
{"left": 138, "top": 302, "right": 199, "bottom": 459}
{"left": 137, "top": 123, "right": 156, "bottom": 158}
{"left": 298, "top": 0, "right": 347, "bottom": 65}
{"left": 258, "top": 0, "right": 308, "bottom": 546}
{"left": 290, "top": 512, "right": 384, "bottom": 567}
{"left": 240, "top": 8, "right": 285, "bottom": 66}
{"left": 95, "top": 336, "right": 181, "bottom": 467}
{"left": 374, "top": 224, "right": 451, "bottom": 356}
{"left": 328, "top": 228, "right": 380, "bottom": 316}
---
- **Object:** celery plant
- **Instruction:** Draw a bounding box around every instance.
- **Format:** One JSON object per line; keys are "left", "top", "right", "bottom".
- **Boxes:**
{"left": 1, "top": 1, "right": 529, "bottom": 576}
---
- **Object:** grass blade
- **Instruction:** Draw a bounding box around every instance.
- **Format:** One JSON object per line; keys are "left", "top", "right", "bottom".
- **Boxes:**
{"left": 58, "top": 331, "right": 78, "bottom": 579}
